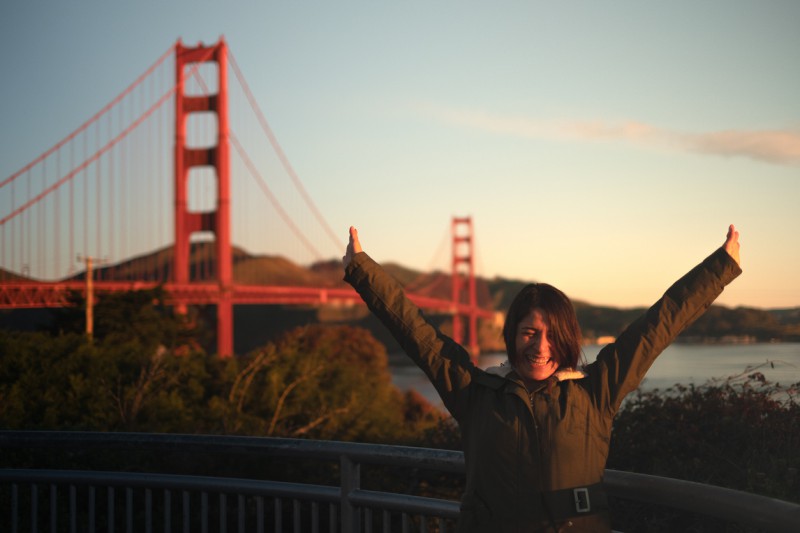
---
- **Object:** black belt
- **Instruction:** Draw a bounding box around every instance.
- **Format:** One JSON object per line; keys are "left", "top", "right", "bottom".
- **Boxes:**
{"left": 541, "top": 483, "right": 608, "bottom": 520}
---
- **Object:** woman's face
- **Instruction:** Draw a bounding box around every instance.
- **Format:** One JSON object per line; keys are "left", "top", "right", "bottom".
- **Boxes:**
{"left": 514, "top": 308, "right": 559, "bottom": 384}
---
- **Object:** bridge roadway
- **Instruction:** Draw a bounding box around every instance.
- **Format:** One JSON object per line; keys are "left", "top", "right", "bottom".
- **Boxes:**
{"left": 0, "top": 280, "right": 496, "bottom": 318}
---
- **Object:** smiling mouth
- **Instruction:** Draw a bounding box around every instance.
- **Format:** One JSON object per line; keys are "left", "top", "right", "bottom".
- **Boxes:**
{"left": 525, "top": 354, "right": 552, "bottom": 366}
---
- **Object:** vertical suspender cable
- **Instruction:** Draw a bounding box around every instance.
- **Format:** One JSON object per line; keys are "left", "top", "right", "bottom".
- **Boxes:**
{"left": 12, "top": 181, "right": 16, "bottom": 275}
{"left": 108, "top": 112, "right": 114, "bottom": 279}
{"left": 25, "top": 169, "right": 30, "bottom": 276}
{"left": 146, "top": 75, "right": 152, "bottom": 280}
{"left": 1, "top": 223, "right": 4, "bottom": 281}
{"left": 137, "top": 85, "right": 147, "bottom": 281}
{"left": 133, "top": 83, "right": 143, "bottom": 280}
{"left": 95, "top": 122, "right": 102, "bottom": 280}
{"left": 39, "top": 162, "right": 45, "bottom": 279}
{"left": 149, "top": 71, "right": 156, "bottom": 281}
{"left": 120, "top": 101, "right": 126, "bottom": 278}
{"left": 1, "top": 209, "right": 4, "bottom": 280}
{"left": 6, "top": 183, "right": 12, "bottom": 278}
{"left": 20, "top": 171, "right": 24, "bottom": 275}
{"left": 56, "top": 151, "right": 61, "bottom": 279}
{"left": 13, "top": 182, "right": 17, "bottom": 276}
{"left": 156, "top": 63, "right": 167, "bottom": 270}
{"left": 145, "top": 92, "right": 150, "bottom": 279}
{"left": 69, "top": 143, "right": 74, "bottom": 277}
{"left": 83, "top": 135, "right": 88, "bottom": 262}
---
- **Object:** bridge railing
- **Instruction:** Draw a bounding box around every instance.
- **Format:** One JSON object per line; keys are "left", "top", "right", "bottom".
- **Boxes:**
{"left": 1, "top": 431, "right": 798, "bottom": 532}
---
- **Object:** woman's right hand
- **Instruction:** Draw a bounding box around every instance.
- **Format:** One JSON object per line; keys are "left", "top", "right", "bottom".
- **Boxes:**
{"left": 342, "top": 226, "right": 363, "bottom": 269}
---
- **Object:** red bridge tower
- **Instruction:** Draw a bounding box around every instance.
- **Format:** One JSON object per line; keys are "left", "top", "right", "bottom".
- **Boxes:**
{"left": 173, "top": 39, "right": 233, "bottom": 357}
{"left": 451, "top": 216, "right": 479, "bottom": 359}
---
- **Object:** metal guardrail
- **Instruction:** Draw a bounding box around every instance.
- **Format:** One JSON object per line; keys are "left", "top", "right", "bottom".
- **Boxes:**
{"left": 1, "top": 431, "right": 798, "bottom": 532}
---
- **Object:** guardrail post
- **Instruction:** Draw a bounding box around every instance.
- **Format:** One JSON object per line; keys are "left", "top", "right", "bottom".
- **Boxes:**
{"left": 340, "top": 454, "right": 361, "bottom": 532}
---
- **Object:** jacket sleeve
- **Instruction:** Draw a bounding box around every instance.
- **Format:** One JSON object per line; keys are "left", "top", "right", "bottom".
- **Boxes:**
{"left": 586, "top": 247, "right": 742, "bottom": 415}
{"left": 344, "top": 252, "right": 475, "bottom": 421}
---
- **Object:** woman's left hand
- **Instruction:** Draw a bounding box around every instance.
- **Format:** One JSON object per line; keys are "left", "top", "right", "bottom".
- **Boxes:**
{"left": 342, "top": 226, "right": 363, "bottom": 269}
{"left": 723, "top": 224, "right": 741, "bottom": 266}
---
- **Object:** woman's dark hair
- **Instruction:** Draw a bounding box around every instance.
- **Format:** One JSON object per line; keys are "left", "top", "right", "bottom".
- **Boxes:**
{"left": 502, "top": 283, "right": 583, "bottom": 369}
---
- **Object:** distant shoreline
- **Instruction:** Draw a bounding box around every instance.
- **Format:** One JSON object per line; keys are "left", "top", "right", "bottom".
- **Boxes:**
{"left": 388, "top": 339, "right": 794, "bottom": 367}
{"left": 390, "top": 342, "right": 800, "bottom": 410}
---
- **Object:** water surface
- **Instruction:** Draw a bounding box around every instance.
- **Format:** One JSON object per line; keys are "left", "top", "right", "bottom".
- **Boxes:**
{"left": 391, "top": 343, "right": 800, "bottom": 411}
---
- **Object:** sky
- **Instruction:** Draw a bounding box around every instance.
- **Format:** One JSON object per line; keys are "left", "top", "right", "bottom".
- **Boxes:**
{"left": 1, "top": 1, "right": 798, "bottom": 310}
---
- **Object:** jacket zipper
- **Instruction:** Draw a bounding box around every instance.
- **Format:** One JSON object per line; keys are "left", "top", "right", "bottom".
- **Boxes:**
{"left": 529, "top": 387, "right": 561, "bottom": 530}
{"left": 529, "top": 391, "right": 539, "bottom": 430}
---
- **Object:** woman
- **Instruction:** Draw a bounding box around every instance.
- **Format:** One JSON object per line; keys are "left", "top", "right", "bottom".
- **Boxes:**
{"left": 343, "top": 225, "right": 742, "bottom": 532}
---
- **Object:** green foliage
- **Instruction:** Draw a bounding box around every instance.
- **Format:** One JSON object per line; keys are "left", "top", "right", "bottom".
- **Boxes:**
{"left": 683, "top": 305, "right": 789, "bottom": 341}
{"left": 607, "top": 367, "right": 800, "bottom": 531}
{"left": 209, "top": 324, "right": 444, "bottom": 443}
{"left": 1, "top": 330, "right": 89, "bottom": 428}
{"left": 574, "top": 302, "right": 799, "bottom": 343}
{"left": 574, "top": 303, "right": 642, "bottom": 341}
{"left": 0, "top": 332, "right": 212, "bottom": 434}
{"left": 0, "top": 288, "right": 212, "bottom": 432}
{"left": 0, "top": 291, "right": 444, "bottom": 446}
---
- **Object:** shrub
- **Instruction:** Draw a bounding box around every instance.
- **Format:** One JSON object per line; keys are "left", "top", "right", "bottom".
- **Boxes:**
{"left": 608, "top": 364, "right": 800, "bottom": 531}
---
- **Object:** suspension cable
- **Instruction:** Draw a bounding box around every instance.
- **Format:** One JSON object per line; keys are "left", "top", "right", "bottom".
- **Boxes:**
{"left": 0, "top": 45, "right": 174, "bottom": 191}
{"left": 229, "top": 131, "right": 323, "bottom": 261}
{"left": 227, "top": 47, "right": 341, "bottom": 254}
{"left": 0, "top": 49, "right": 214, "bottom": 228}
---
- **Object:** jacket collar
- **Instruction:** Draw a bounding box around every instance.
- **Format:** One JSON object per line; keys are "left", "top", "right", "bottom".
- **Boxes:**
{"left": 485, "top": 359, "right": 587, "bottom": 382}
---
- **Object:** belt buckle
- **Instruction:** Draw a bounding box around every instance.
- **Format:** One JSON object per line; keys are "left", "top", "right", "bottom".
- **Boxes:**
{"left": 573, "top": 487, "right": 591, "bottom": 513}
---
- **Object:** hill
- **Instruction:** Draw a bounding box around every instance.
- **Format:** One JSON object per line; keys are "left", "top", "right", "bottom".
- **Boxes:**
{"left": 1, "top": 246, "right": 798, "bottom": 350}
{"left": 0, "top": 268, "right": 32, "bottom": 282}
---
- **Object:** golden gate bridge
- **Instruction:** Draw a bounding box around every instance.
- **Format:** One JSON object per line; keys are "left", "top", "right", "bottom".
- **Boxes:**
{"left": 0, "top": 38, "right": 493, "bottom": 357}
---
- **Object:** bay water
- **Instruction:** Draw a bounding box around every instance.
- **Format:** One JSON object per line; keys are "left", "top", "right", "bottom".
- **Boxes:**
{"left": 390, "top": 343, "right": 800, "bottom": 411}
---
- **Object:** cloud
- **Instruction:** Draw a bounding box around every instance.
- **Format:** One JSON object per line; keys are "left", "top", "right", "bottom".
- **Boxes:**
{"left": 687, "top": 130, "right": 800, "bottom": 164}
{"left": 414, "top": 103, "right": 800, "bottom": 166}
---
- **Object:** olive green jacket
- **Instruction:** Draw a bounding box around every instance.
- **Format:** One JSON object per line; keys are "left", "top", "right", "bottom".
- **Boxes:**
{"left": 344, "top": 247, "right": 741, "bottom": 532}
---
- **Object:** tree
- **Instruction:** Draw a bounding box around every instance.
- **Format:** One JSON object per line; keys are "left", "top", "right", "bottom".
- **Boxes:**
{"left": 0, "top": 289, "right": 212, "bottom": 432}
{"left": 210, "top": 324, "right": 446, "bottom": 443}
